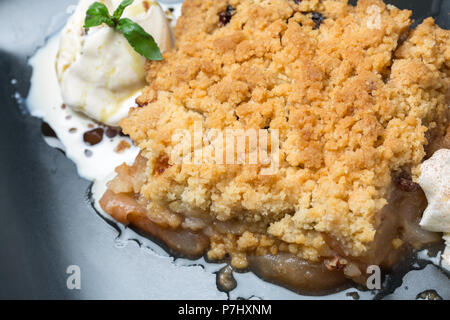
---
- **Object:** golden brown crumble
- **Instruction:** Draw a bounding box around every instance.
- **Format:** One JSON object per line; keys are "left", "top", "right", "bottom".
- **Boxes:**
{"left": 117, "top": 0, "right": 449, "bottom": 267}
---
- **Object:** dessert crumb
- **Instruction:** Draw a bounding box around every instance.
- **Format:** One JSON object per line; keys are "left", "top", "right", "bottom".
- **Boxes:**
{"left": 115, "top": 140, "right": 131, "bottom": 153}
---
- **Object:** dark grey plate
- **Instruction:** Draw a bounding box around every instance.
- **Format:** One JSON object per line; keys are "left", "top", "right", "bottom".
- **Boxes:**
{"left": 0, "top": 0, "right": 449, "bottom": 300}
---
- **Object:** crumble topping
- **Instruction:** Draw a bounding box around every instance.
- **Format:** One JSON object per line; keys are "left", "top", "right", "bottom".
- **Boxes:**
{"left": 119, "top": 0, "right": 450, "bottom": 264}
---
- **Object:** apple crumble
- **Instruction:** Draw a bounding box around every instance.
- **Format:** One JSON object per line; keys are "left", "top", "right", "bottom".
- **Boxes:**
{"left": 100, "top": 0, "right": 450, "bottom": 293}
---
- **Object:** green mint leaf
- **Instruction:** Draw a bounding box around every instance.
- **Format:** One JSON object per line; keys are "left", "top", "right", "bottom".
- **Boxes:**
{"left": 113, "top": 0, "right": 134, "bottom": 21}
{"left": 116, "top": 18, "right": 162, "bottom": 61}
{"left": 84, "top": 1, "right": 163, "bottom": 61}
{"left": 84, "top": 2, "right": 114, "bottom": 29}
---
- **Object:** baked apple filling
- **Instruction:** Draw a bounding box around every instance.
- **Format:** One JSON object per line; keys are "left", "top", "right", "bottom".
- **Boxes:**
{"left": 100, "top": 143, "right": 444, "bottom": 293}
{"left": 101, "top": 0, "right": 449, "bottom": 294}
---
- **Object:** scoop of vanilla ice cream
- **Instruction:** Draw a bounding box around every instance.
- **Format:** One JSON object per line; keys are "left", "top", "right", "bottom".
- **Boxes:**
{"left": 418, "top": 148, "right": 450, "bottom": 268}
{"left": 56, "top": 0, "right": 173, "bottom": 126}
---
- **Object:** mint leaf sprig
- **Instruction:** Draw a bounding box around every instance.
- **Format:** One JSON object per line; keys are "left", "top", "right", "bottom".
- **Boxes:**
{"left": 84, "top": 0, "right": 162, "bottom": 61}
